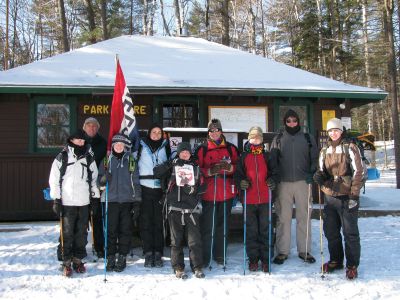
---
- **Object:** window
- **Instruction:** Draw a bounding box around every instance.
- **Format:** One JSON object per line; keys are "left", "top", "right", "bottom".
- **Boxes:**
{"left": 36, "top": 103, "right": 70, "bottom": 149}
{"left": 162, "top": 104, "right": 196, "bottom": 127}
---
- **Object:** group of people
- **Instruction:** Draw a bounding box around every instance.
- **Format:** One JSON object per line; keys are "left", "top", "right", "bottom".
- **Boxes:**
{"left": 49, "top": 110, "right": 363, "bottom": 280}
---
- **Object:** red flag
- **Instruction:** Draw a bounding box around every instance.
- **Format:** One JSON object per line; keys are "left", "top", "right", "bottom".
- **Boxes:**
{"left": 107, "top": 60, "right": 137, "bottom": 151}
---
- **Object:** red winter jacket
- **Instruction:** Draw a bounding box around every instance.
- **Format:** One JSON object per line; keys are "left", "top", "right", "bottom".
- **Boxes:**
{"left": 195, "top": 138, "right": 239, "bottom": 202}
{"left": 236, "top": 151, "right": 270, "bottom": 204}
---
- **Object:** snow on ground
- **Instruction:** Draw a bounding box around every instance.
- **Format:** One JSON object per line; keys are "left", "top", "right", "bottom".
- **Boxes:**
{"left": 1, "top": 169, "right": 400, "bottom": 300}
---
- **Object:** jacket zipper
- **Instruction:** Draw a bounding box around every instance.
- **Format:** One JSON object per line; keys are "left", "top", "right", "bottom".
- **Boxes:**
{"left": 255, "top": 155, "right": 261, "bottom": 203}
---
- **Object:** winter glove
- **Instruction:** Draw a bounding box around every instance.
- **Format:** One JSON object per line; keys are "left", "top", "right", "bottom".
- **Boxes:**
{"left": 220, "top": 161, "right": 232, "bottom": 171}
{"left": 305, "top": 173, "right": 314, "bottom": 184}
{"left": 90, "top": 197, "right": 100, "bottom": 216}
{"left": 172, "top": 158, "right": 185, "bottom": 167}
{"left": 266, "top": 177, "right": 276, "bottom": 191}
{"left": 209, "top": 164, "right": 222, "bottom": 175}
{"left": 313, "top": 170, "right": 328, "bottom": 186}
{"left": 182, "top": 184, "right": 196, "bottom": 195}
{"left": 240, "top": 179, "right": 250, "bottom": 190}
{"left": 131, "top": 202, "right": 141, "bottom": 222}
{"left": 99, "top": 173, "right": 112, "bottom": 190}
{"left": 52, "top": 199, "right": 62, "bottom": 218}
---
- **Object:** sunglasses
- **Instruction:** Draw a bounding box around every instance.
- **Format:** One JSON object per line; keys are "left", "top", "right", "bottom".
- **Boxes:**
{"left": 209, "top": 128, "right": 221, "bottom": 133}
{"left": 286, "top": 119, "right": 298, "bottom": 124}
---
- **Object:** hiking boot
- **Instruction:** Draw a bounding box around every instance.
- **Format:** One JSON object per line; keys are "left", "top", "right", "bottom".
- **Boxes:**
{"left": 144, "top": 252, "right": 154, "bottom": 268}
{"left": 261, "top": 262, "right": 270, "bottom": 273}
{"left": 154, "top": 252, "right": 163, "bottom": 268}
{"left": 114, "top": 255, "right": 127, "bottom": 272}
{"left": 298, "top": 252, "right": 316, "bottom": 264}
{"left": 323, "top": 261, "right": 344, "bottom": 273}
{"left": 249, "top": 261, "right": 258, "bottom": 272}
{"left": 346, "top": 266, "right": 358, "bottom": 280}
{"left": 62, "top": 260, "right": 73, "bottom": 277}
{"left": 72, "top": 258, "right": 86, "bottom": 273}
{"left": 175, "top": 269, "right": 188, "bottom": 279}
{"left": 194, "top": 268, "right": 205, "bottom": 278}
{"left": 106, "top": 255, "right": 116, "bottom": 272}
{"left": 273, "top": 254, "right": 288, "bottom": 265}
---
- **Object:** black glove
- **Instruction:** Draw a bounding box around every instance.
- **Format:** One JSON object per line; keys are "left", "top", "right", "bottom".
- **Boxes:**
{"left": 313, "top": 170, "right": 328, "bottom": 186}
{"left": 182, "top": 184, "right": 196, "bottom": 195}
{"left": 99, "top": 173, "right": 112, "bottom": 188}
{"left": 53, "top": 199, "right": 62, "bottom": 217}
{"left": 131, "top": 202, "right": 141, "bottom": 222}
{"left": 90, "top": 197, "right": 100, "bottom": 216}
{"left": 305, "top": 173, "right": 314, "bottom": 184}
{"left": 209, "top": 164, "right": 222, "bottom": 175}
{"left": 240, "top": 179, "right": 250, "bottom": 190}
{"left": 220, "top": 161, "right": 232, "bottom": 171}
{"left": 172, "top": 158, "right": 185, "bottom": 167}
{"left": 266, "top": 177, "right": 276, "bottom": 191}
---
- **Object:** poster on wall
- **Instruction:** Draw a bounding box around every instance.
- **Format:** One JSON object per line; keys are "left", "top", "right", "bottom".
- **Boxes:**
{"left": 169, "top": 136, "right": 182, "bottom": 152}
{"left": 209, "top": 106, "right": 268, "bottom": 132}
{"left": 322, "top": 110, "right": 336, "bottom": 130}
{"left": 341, "top": 117, "right": 352, "bottom": 130}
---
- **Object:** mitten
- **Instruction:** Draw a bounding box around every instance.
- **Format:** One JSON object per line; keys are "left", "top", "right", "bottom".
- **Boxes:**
{"left": 209, "top": 164, "right": 221, "bottom": 175}
{"left": 266, "top": 177, "right": 276, "bottom": 191}
{"left": 313, "top": 170, "right": 327, "bottom": 186}
{"left": 53, "top": 199, "right": 62, "bottom": 217}
{"left": 240, "top": 180, "right": 250, "bottom": 190}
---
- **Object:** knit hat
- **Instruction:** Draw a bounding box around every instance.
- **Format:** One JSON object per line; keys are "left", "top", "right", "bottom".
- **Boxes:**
{"left": 326, "top": 118, "right": 343, "bottom": 132}
{"left": 112, "top": 134, "right": 132, "bottom": 148}
{"left": 283, "top": 109, "right": 300, "bottom": 124}
{"left": 177, "top": 142, "right": 192, "bottom": 155}
{"left": 83, "top": 117, "right": 100, "bottom": 129}
{"left": 208, "top": 119, "right": 222, "bottom": 132}
{"left": 248, "top": 126, "right": 263, "bottom": 140}
{"left": 69, "top": 129, "right": 86, "bottom": 141}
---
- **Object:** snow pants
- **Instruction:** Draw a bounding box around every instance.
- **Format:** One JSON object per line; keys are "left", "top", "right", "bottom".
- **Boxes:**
{"left": 139, "top": 186, "right": 164, "bottom": 255}
{"left": 275, "top": 181, "right": 312, "bottom": 256}
{"left": 106, "top": 202, "right": 133, "bottom": 256}
{"left": 323, "top": 194, "right": 360, "bottom": 267}
{"left": 246, "top": 203, "right": 273, "bottom": 263}
{"left": 60, "top": 205, "right": 89, "bottom": 261}
{"left": 168, "top": 211, "right": 203, "bottom": 271}
{"left": 90, "top": 198, "right": 104, "bottom": 255}
{"left": 201, "top": 198, "right": 233, "bottom": 265}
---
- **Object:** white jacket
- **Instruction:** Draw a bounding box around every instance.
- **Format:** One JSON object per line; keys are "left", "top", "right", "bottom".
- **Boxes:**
{"left": 49, "top": 146, "right": 100, "bottom": 206}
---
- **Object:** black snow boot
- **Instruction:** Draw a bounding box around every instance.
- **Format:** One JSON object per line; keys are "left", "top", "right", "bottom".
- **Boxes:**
{"left": 194, "top": 268, "right": 205, "bottom": 278}
{"left": 154, "top": 252, "right": 163, "bottom": 268}
{"left": 144, "top": 252, "right": 154, "bottom": 268}
{"left": 106, "top": 255, "right": 116, "bottom": 272}
{"left": 114, "top": 255, "right": 127, "bottom": 272}
{"left": 175, "top": 268, "right": 188, "bottom": 279}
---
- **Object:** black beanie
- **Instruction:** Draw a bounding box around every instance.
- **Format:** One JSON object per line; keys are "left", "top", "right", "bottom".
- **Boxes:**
{"left": 68, "top": 129, "right": 86, "bottom": 142}
{"left": 147, "top": 123, "right": 164, "bottom": 138}
{"left": 283, "top": 109, "right": 300, "bottom": 124}
{"left": 177, "top": 142, "right": 192, "bottom": 155}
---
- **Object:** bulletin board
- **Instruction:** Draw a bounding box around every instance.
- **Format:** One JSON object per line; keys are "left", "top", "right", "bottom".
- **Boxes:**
{"left": 322, "top": 110, "right": 336, "bottom": 130}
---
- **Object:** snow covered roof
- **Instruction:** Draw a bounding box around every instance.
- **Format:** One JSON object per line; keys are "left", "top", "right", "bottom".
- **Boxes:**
{"left": 0, "top": 35, "right": 387, "bottom": 100}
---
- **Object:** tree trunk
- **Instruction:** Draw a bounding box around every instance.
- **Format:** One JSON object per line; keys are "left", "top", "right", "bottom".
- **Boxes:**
{"left": 160, "top": 0, "right": 171, "bottom": 35}
{"left": 316, "top": 0, "right": 325, "bottom": 75}
{"left": 173, "top": 0, "right": 182, "bottom": 35}
{"left": 259, "top": 0, "right": 266, "bottom": 57}
{"left": 84, "top": 0, "right": 97, "bottom": 44}
{"left": 58, "top": 0, "right": 70, "bottom": 52}
{"left": 205, "top": 0, "right": 210, "bottom": 40}
{"left": 248, "top": 1, "right": 256, "bottom": 54}
{"left": 382, "top": 0, "right": 400, "bottom": 187}
{"left": 221, "top": 0, "right": 230, "bottom": 46}
{"left": 100, "top": 0, "right": 108, "bottom": 40}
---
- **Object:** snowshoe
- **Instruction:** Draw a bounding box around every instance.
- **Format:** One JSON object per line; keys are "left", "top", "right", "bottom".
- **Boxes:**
{"left": 62, "top": 260, "right": 73, "bottom": 277}
{"left": 346, "top": 266, "right": 358, "bottom": 280}
{"left": 114, "top": 255, "right": 127, "bottom": 272}
{"left": 175, "top": 269, "right": 188, "bottom": 280}
{"left": 249, "top": 261, "right": 258, "bottom": 272}
{"left": 154, "top": 252, "right": 163, "bottom": 268}
{"left": 144, "top": 252, "right": 154, "bottom": 268}
{"left": 194, "top": 269, "right": 205, "bottom": 278}
{"left": 323, "top": 261, "right": 344, "bottom": 273}
{"left": 72, "top": 258, "right": 86, "bottom": 273}
{"left": 261, "top": 262, "right": 270, "bottom": 273}
{"left": 298, "top": 252, "right": 316, "bottom": 264}
{"left": 273, "top": 254, "right": 288, "bottom": 265}
{"left": 106, "top": 255, "right": 116, "bottom": 272}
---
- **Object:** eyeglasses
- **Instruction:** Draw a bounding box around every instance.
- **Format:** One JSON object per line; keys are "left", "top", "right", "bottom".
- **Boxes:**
{"left": 286, "top": 119, "right": 298, "bottom": 124}
{"left": 209, "top": 129, "right": 221, "bottom": 133}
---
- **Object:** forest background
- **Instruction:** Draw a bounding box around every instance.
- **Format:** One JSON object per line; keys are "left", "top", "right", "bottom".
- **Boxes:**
{"left": 1, "top": 0, "right": 400, "bottom": 176}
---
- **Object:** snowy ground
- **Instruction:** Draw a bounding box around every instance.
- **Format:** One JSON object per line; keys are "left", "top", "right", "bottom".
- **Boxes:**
{"left": 1, "top": 170, "right": 400, "bottom": 299}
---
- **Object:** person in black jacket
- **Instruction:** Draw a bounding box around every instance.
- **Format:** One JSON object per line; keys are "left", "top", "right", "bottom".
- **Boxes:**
{"left": 154, "top": 142, "right": 206, "bottom": 279}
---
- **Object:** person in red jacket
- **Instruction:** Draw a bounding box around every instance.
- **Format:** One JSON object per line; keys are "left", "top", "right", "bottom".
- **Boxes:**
{"left": 235, "top": 126, "right": 279, "bottom": 272}
{"left": 195, "top": 119, "right": 240, "bottom": 268}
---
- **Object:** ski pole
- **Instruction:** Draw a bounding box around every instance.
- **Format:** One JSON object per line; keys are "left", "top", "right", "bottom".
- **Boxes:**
{"left": 268, "top": 188, "right": 272, "bottom": 275}
{"left": 208, "top": 174, "right": 217, "bottom": 270}
{"left": 103, "top": 182, "right": 109, "bottom": 283}
{"left": 243, "top": 189, "right": 247, "bottom": 276}
{"left": 223, "top": 170, "right": 226, "bottom": 272}
{"left": 304, "top": 184, "right": 311, "bottom": 263}
{"left": 318, "top": 186, "right": 325, "bottom": 279}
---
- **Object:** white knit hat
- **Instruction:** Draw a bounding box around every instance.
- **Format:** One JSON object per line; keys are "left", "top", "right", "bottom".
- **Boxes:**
{"left": 83, "top": 117, "right": 100, "bottom": 129}
{"left": 326, "top": 118, "right": 343, "bottom": 132}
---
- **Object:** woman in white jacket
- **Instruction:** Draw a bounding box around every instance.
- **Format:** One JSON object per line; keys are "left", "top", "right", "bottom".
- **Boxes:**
{"left": 49, "top": 129, "right": 100, "bottom": 277}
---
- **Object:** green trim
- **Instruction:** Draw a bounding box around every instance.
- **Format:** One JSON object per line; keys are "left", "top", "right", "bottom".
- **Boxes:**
{"left": 153, "top": 95, "right": 200, "bottom": 125}
{"left": 273, "top": 98, "right": 315, "bottom": 133}
{"left": 29, "top": 96, "right": 77, "bottom": 154}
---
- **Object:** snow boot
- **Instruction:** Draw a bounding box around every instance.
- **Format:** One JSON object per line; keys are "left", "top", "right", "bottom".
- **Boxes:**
{"left": 249, "top": 261, "right": 258, "bottom": 272}
{"left": 144, "top": 252, "right": 154, "bottom": 268}
{"left": 72, "top": 258, "right": 86, "bottom": 273}
{"left": 106, "top": 255, "right": 116, "bottom": 272}
{"left": 114, "top": 255, "right": 127, "bottom": 272}
{"left": 62, "top": 260, "right": 73, "bottom": 277}
{"left": 194, "top": 268, "right": 205, "bottom": 278}
{"left": 262, "top": 262, "right": 270, "bottom": 273}
{"left": 346, "top": 266, "right": 358, "bottom": 280}
{"left": 323, "top": 261, "right": 344, "bottom": 273}
{"left": 298, "top": 252, "right": 316, "bottom": 264}
{"left": 154, "top": 252, "right": 163, "bottom": 268}
{"left": 175, "top": 269, "right": 188, "bottom": 280}
{"left": 272, "top": 254, "right": 288, "bottom": 265}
